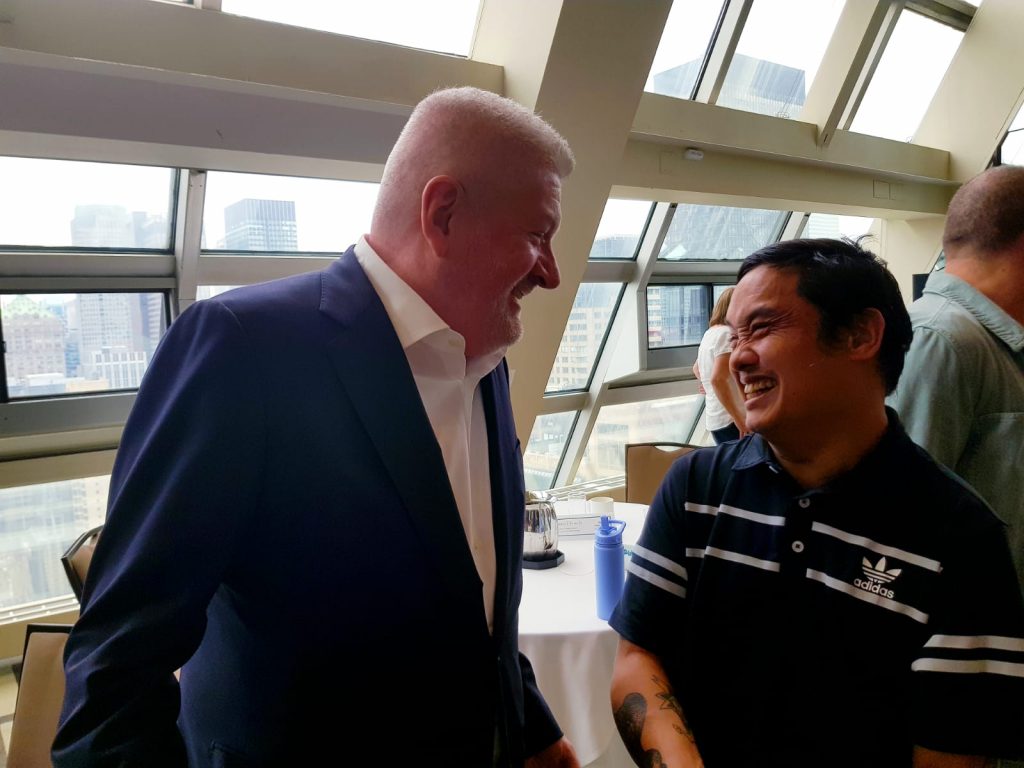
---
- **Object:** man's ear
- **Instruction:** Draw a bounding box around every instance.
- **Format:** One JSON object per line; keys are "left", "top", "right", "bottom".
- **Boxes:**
{"left": 846, "top": 308, "right": 885, "bottom": 361}
{"left": 420, "top": 175, "right": 461, "bottom": 258}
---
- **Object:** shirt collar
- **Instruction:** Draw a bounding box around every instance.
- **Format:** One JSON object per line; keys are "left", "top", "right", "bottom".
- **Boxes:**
{"left": 731, "top": 408, "right": 911, "bottom": 492}
{"left": 353, "top": 236, "right": 507, "bottom": 379}
{"left": 925, "top": 270, "right": 1024, "bottom": 352}
{"left": 354, "top": 236, "right": 448, "bottom": 351}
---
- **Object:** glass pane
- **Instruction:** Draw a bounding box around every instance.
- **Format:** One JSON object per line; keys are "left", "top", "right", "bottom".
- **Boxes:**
{"left": 573, "top": 395, "right": 704, "bottom": 483}
{"left": 2, "top": 293, "right": 167, "bottom": 398}
{"left": 718, "top": 0, "right": 845, "bottom": 119}
{"left": 589, "top": 200, "right": 652, "bottom": 260}
{"left": 0, "top": 475, "right": 109, "bottom": 610}
{"left": 0, "top": 158, "right": 175, "bottom": 250}
{"left": 220, "top": 0, "right": 481, "bottom": 56}
{"left": 646, "top": 0, "right": 727, "bottom": 99}
{"left": 545, "top": 284, "right": 623, "bottom": 393}
{"left": 849, "top": 11, "right": 963, "bottom": 142}
{"left": 523, "top": 412, "right": 577, "bottom": 491}
{"left": 804, "top": 213, "right": 875, "bottom": 240}
{"left": 658, "top": 203, "right": 785, "bottom": 261}
{"left": 203, "top": 172, "right": 378, "bottom": 253}
{"left": 196, "top": 286, "right": 242, "bottom": 301}
{"left": 1002, "top": 131, "right": 1024, "bottom": 166}
{"left": 647, "top": 285, "right": 709, "bottom": 349}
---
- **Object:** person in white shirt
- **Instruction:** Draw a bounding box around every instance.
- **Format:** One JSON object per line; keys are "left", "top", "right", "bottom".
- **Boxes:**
{"left": 693, "top": 287, "right": 748, "bottom": 443}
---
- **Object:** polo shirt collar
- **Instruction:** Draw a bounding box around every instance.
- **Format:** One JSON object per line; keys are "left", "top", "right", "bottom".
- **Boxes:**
{"left": 925, "top": 270, "right": 1024, "bottom": 352}
{"left": 730, "top": 408, "right": 910, "bottom": 492}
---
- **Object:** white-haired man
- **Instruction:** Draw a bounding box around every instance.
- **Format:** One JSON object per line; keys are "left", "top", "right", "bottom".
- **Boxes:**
{"left": 56, "top": 87, "right": 579, "bottom": 768}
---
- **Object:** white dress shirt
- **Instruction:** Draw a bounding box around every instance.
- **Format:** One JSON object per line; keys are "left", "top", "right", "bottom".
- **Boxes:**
{"left": 354, "top": 237, "right": 504, "bottom": 633}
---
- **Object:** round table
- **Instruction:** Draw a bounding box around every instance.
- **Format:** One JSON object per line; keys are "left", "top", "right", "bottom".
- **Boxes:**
{"left": 518, "top": 502, "right": 647, "bottom": 767}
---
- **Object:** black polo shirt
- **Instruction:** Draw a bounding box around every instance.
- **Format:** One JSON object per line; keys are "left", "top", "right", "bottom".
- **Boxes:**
{"left": 611, "top": 412, "right": 1024, "bottom": 767}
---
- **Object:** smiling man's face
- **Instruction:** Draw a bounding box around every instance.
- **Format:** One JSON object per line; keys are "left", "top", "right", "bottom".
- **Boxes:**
{"left": 726, "top": 266, "right": 852, "bottom": 447}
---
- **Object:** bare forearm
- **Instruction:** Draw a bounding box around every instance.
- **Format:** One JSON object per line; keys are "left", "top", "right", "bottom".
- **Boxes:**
{"left": 912, "top": 746, "right": 993, "bottom": 768}
{"left": 611, "top": 641, "right": 703, "bottom": 768}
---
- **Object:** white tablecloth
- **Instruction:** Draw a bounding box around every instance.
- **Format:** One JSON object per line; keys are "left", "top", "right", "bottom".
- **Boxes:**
{"left": 518, "top": 502, "right": 647, "bottom": 767}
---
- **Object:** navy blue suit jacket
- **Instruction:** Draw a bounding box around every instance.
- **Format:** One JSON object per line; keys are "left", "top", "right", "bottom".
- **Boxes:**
{"left": 54, "top": 249, "right": 561, "bottom": 767}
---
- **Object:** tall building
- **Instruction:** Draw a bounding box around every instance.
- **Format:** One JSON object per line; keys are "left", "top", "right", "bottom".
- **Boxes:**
{"left": 659, "top": 204, "right": 782, "bottom": 262}
{"left": 70, "top": 204, "right": 135, "bottom": 248}
{"left": 653, "top": 54, "right": 807, "bottom": 120}
{"left": 132, "top": 211, "right": 170, "bottom": 249}
{"left": 223, "top": 198, "right": 298, "bottom": 251}
{"left": 546, "top": 283, "right": 617, "bottom": 392}
{"left": 2, "top": 296, "right": 66, "bottom": 389}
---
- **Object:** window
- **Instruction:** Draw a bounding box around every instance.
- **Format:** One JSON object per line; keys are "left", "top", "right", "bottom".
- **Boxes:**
{"left": 998, "top": 105, "right": 1024, "bottom": 166}
{"left": 1, "top": 292, "right": 168, "bottom": 400}
{"left": 219, "top": 0, "right": 481, "bottom": 56}
{"left": 647, "top": 284, "right": 711, "bottom": 350}
{"left": 523, "top": 412, "right": 578, "bottom": 491}
{"left": 658, "top": 204, "right": 787, "bottom": 261}
{"left": 803, "top": 213, "right": 875, "bottom": 241}
{"left": 573, "top": 395, "right": 704, "bottom": 483}
{"left": 645, "top": 0, "right": 727, "bottom": 99}
{"left": 718, "top": 0, "right": 846, "bottom": 119}
{"left": 0, "top": 475, "right": 109, "bottom": 612}
{"left": 202, "top": 172, "right": 378, "bottom": 253}
{"left": 0, "top": 158, "right": 176, "bottom": 250}
{"left": 589, "top": 200, "right": 653, "bottom": 260}
{"left": 545, "top": 283, "right": 623, "bottom": 393}
{"left": 849, "top": 11, "right": 964, "bottom": 142}
{"left": 196, "top": 286, "right": 241, "bottom": 301}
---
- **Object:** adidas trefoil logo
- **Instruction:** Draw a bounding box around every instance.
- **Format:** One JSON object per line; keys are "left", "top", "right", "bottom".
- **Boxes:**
{"left": 853, "top": 556, "right": 901, "bottom": 599}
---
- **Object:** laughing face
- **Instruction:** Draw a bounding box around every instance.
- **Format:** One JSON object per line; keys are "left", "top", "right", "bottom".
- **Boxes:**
{"left": 726, "top": 266, "right": 851, "bottom": 446}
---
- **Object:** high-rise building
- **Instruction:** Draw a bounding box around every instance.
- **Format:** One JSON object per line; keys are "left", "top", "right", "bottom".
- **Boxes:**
{"left": 223, "top": 198, "right": 298, "bottom": 251}
{"left": 132, "top": 211, "right": 170, "bottom": 249}
{"left": 653, "top": 54, "right": 807, "bottom": 120}
{"left": 70, "top": 204, "right": 135, "bottom": 248}
{"left": 2, "top": 296, "right": 66, "bottom": 388}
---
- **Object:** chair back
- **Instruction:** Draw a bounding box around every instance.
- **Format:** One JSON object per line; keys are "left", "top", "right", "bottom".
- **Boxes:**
{"left": 60, "top": 525, "right": 103, "bottom": 602}
{"left": 6, "top": 624, "right": 72, "bottom": 768}
{"left": 625, "top": 443, "right": 698, "bottom": 505}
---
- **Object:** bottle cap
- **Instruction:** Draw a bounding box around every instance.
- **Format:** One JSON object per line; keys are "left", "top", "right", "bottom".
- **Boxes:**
{"left": 595, "top": 516, "right": 626, "bottom": 547}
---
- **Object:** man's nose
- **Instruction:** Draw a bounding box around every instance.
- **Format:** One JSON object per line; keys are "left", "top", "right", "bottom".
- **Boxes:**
{"left": 730, "top": 342, "right": 755, "bottom": 372}
{"left": 534, "top": 244, "right": 560, "bottom": 290}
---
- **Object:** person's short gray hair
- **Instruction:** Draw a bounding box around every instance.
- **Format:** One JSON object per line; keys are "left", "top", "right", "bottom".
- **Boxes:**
{"left": 944, "top": 165, "right": 1024, "bottom": 255}
{"left": 372, "top": 88, "right": 574, "bottom": 233}
{"left": 387, "top": 86, "right": 574, "bottom": 181}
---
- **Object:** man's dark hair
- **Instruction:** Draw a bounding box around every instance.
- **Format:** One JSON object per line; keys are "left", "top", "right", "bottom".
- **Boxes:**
{"left": 737, "top": 237, "right": 912, "bottom": 394}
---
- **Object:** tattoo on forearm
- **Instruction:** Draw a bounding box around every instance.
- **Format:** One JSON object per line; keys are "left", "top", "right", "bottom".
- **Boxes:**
{"left": 642, "top": 748, "right": 668, "bottom": 768}
{"left": 614, "top": 692, "right": 648, "bottom": 766}
{"left": 651, "top": 674, "right": 697, "bottom": 746}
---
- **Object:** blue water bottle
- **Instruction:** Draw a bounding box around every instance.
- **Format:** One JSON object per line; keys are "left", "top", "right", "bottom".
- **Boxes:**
{"left": 595, "top": 516, "right": 627, "bottom": 621}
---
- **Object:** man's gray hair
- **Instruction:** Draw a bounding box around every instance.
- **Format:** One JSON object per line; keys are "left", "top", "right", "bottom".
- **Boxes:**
{"left": 386, "top": 86, "right": 574, "bottom": 182}
{"left": 372, "top": 88, "right": 573, "bottom": 233}
{"left": 944, "top": 165, "right": 1024, "bottom": 255}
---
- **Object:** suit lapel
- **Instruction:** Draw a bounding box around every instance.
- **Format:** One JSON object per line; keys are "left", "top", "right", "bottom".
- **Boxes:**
{"left": 319, "top": 250, "right": 484, "bottom": 610}
{"left": 481, "top": 361, "right": 523, "bottom": 641}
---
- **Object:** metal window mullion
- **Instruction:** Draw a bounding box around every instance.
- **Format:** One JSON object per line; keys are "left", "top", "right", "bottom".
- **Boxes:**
{"left": 553, "top": 202, "right": 673, "bottom": 487}
{"left": 583, "top": 260, "right": 637, "bottom": 283}
{"left": 176, "top": 170, "right": 206, "bottom": 316}
{"left": 905, "top": 0, "right": 975, "bottom": 32}
{"left": 553, "top": 384, "right": 602, "bottom": 488}
{"left": 635, "top": 202, "right": 675, "bottom": 372}
{"left": 695, "top": 0, "right": 754, "bottom": 106}
{"left": 836, "top": 2, "right": 906, "bottom": 139}
{"left": 781, "top": 212, "right": 808, "bottom": 240}
{"left": 197, "top": 255, "right": 341, "bottom": 286}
